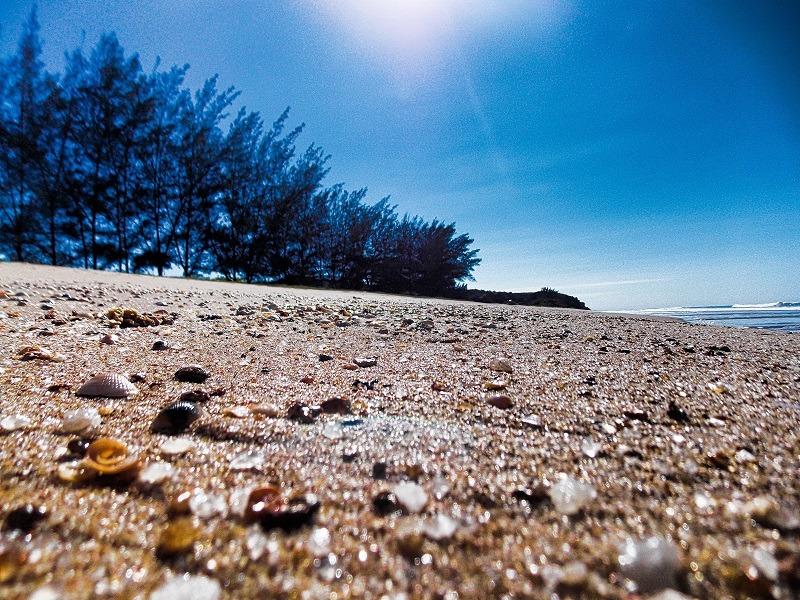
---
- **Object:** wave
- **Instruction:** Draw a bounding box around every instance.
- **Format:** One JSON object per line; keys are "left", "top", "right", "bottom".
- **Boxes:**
{"left": 641, "top": 302, "right": 800, "bottom": 313}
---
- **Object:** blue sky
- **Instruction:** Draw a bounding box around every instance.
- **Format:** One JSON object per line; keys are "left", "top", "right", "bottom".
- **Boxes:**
{"left": 1, "top": 0, "right": 798, "bottom": 310}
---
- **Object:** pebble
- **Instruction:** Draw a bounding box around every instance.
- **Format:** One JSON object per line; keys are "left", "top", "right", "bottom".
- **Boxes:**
{"left": 581, "top": 438, "right": 602, "bottom": 458}
{"left": 423, "top": 514, "right": 459, "bottom": 541}
{"left": 3, "top": 504, "right": 47, "bottom": 532}
{"left": 321, "top": 421, "right": 343, "bottom": 440}
{"left": 174, "top": 365, "right": 210, "bottom": 383}
{"left": 159, "top": 438, "right": 195, "bottom": 456}
{"left": 617, "top": 537, "right": 681, "bottom": 593}
{"left": 189, "top": 491, "right": 227, "bottom": 519}
{"left": 549, "top": 477, "right": 597, "bottom": 515}
{"left": 487, "top": 394, "right": 513, "bottom": 409}
{"left": 320, "top": 397, "right": 352, "bottom": 414}
{"left": 62, "top": 408, "right": 101, "bottom": 434}
{"left": 230, "top": 450, "right": 265, "bottom": 471}
{"left": 0, "top": 414, "right": 32, "bottom": 433}
{"left": 99, "top": 333, "right": 118, "bottom": 345}
{"left": 393, "top": 482, "right": 428, "bottom": 514}
{"left": 488, "top": 358, "right": 513, "bottom": 373}
{"left": 307, "top": 527, "right": 332, "bottom": 556}
{"left": 354, "top": 357, "right": 377, "bottom": 368}
{"left": 138, "top": 461, "right": 174, "bottom": 486}
{"left": 150, "top": 575, "right": 222, "bottom": 600}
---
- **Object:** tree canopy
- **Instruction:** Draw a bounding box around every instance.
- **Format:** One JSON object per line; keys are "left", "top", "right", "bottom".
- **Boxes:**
{"left": 0, "top": 7, "right": 480, "bottom": 295}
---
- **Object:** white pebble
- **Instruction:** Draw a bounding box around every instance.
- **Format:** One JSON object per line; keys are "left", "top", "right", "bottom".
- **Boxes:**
{"left": 549, "top": 477, "right": 597, "bottom": 515}
{"left": 138, "top": 461, "right": 173, "bottom": 486}
{"left": 393, "top": 482, "right": 428, "bottom": 514}
{"left": 189, "top": 491, "right": 227, "bottom": 519}
{"left": 61, "top": 408, "right": 100, "bottom": 434}
{"left": 159, "top": 438, "right": 195, "bottom": 456}
{"left": 617, "top": 536, "right": 681, "bottom": 593}
{"left": 150, "top": 574, "right": 221, "bottom": 600}
{"left": 230, "top": 450, "right": 265, "bottom": 471}
{"left": 1, "top": 414, "right": 32, "bottom": 432}
{"left": 423, "top": 514, "right": 459, "bottom": 541}
{"left": 581, "top": 439, "right": 602, "bottom": 458}
{"left": 307, "top": 527, "right": 332, "bottom": 556}
{"left": 321, "top": 421, "right": 343, "bottom": 440}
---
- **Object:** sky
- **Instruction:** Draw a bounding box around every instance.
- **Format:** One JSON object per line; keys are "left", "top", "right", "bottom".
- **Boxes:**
{"left": 1, "top": 0, "right": 798, "bottom": 310}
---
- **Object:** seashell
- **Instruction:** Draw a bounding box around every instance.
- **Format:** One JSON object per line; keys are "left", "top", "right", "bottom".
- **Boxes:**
{"left": 156, "top": 517, "right": 200, "bottom": 558}
{"left": 82, "top": 437, "right": 141, "bottom": 477}
{"left": 174, "top": 365, "right": 210, "bottom": 383}
{"left": 244, "top": 485, "right": 282, "bottom": 523}
{"left": 3, "top": 504, "right": 47, "bottom": 533}
{"left": 151, "top": 401, "right": 203, "bottom": 434}
{"left": 159, "top": 438, "right": 195, "bottom": 456}
{"left": 486, "top": 394, "right": 513, "bottom": 409}
{"left": 488, "top": 358, "right": 513, "bottom": 373}
{"left": 62, "top": 407, "right": 101, "bottom": 433}
{"left": 286, "top": 402, "right": 320, "bottom": 423}
{"left": 248, "top": 404, "right": 279, "bottom": 418}
{"left": 76, "top": 373, "right": 138, "bottom": 398}
{"left": 56, "top": 461, "right": 97, "bottom": 484}
{"left": 180, "top": 389, "right": 210, "bottom": 403}
{"left": 16, "top": 345, "right": 65, "bottom": 362}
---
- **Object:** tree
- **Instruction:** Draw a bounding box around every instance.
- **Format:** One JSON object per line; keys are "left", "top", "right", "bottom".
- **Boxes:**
{"left": 0, "top": 6, "right": 47, "bottom": 262}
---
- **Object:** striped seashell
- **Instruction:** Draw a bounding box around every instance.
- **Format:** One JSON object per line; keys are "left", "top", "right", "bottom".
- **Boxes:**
{"left": 76, "top": 373, "right": 138, "bottom": 398}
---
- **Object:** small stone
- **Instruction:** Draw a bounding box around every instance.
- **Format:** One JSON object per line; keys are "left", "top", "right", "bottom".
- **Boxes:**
{"left": 230, "top": 450, "right": 265, "bottom": 471}
{"left": 100, "top": 333, "right": 118, "bottom": 345}
{"left": 159, "top": 438, "right": 195, "bottom": 457}
{"left": 174, "top": 365, "right": 210, "bottom": 383}
{"left": 393, "top": 482, "right": 428, "bottom": 514}
{"left": 248, "top": 404, "right": 279, "bottom": 418}
{"left": 189, "top": 491, "right": 227, "bottom": 519}
{"left": 520, "top": 415, "right": 544, "bottom": 430}
{"left": 0, "top": 414, "right": 32, "bottom": 433}
{"left": 287, "top": 402, "right": 319, "bottom": 423}
{"left": 180, "top": 389, "right": 210, "bottom": 403}
{"left": 423, "top": 514, "right": 459, "bottom": 541}
{"left": 617, "top": 537, "right": 681, "bottom": 593}
{"left": 307, "top": 527, "right": 332, "bottom": 556}
{"left": 431, "top": 475, "right": 452, "bottom": 499}
{"left": 373, "top": 491, "right": 403, "bottom": 517}
{"left": 151, "top": 340, "right": 168, "bottom": 351}
{"left": 320, "top": 397, "right": 352, "bottom": 414}
{"left": 258, "top": 494, "right": 320, "bottom": 532}
{"left": 150, "top": 575, "right": 222, "bottom": 600}
{"left": 139, "top": 461, "right": 174, "bottom": 486}
{"left": 549, "top": 477, "right": 597, "bottom": 515}
{"left": 484, "top": 379, "right": 507, "bottom": 390}
{"left": 62, "top": 408, "right": 101, "bottom": 434}
{"left": 321, "top": 421, "right": 343, "bottom": 440}
{"left": 372, "top": 461, "right": 387, "bottom": 479}
{"left": 3, "top": 504, "right": 47, "bottom": 532}
{"left": 581, "top": 439, "right": 602, "bottom": 458}
{"left": 488, "top": 358, "right": 513, "bottom": 373}
{"left": 156, "top": 517, "right": 199, "bottom": 558}
{"left": 734, "top": 448, "right": 756, "bottom": 463}
{"left": 222, "top": 406, "right": 249, "bottom": 418}
{"left": 354, "top": 357, "right": 377, "bottom": 368}
{"left": 487, "top": 394, "right": 513, "bottom": 409}
{"left": 318, "top": 353, "right": 333, "bottom": 362}
{"left": 666, "top": 401, "right": 690, "bottom": 423}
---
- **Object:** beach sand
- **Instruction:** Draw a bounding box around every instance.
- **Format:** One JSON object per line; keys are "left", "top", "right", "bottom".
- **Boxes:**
{"left": 0, "top": 262, "right": 798, "bottom": 599}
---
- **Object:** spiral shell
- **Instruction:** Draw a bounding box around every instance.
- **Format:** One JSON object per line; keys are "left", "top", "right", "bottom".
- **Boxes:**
{"left": 76, "top": 373, "right": 138, "bottom": 398}
{"left": 82, "top": 438, "right": 141, "bottom": 477}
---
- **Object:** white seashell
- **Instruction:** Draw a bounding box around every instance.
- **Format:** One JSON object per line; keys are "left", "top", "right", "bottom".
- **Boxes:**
{"left": 76, "top": 373, "right": 138, "bottom": 398}
{"left": 159, "top": 438, "right": 195, "bottom": 456}
{"left": 62, "top": 407, "right": 101, "bottom": 433}
{"left": 549, "top": 477, "right": 597, "bottom": 515}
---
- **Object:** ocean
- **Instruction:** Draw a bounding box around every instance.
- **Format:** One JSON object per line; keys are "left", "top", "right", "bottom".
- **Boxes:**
{"left": 631, "top": 302, "right": 800, "bottom": 332}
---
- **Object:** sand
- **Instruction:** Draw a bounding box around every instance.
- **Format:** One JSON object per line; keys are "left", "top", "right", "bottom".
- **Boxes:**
{"left": 0, "top": 262, "right": 798, "bottom": 599}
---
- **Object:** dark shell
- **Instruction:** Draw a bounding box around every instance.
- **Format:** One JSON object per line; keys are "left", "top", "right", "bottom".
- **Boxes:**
{"left": 373, "top": 491, "right": 403, "bottom": 517}
{"left": 66, "top": 437, "right": 95, "bottom": 457}
{"left": 318, "top": 353, "right": 333, "bottom": 362}
{"left": 320, "top": 397, "right": 352, "bottom": 415}
{"left": 3, "top": 504, "right": 47, "bottom": 532}
{"left": 174, "top": 365, "right": 210, "bottom": 383}
{"left": 244, "top": 485, "right": 282, "bottom": 523}
{"left": 286, "top": 403, "right": 320, "bottom": 424}
{"left": 259, "top": 494, "right": 320, "bottom": 533}
{"left": 180, "top": 389, "right": 211, "bottom": 403}
{"left": 371, "top": 461, "right": 387, "bottom": 480}
{"left": 151, "top": 400, "right": 203, "bottom": 434}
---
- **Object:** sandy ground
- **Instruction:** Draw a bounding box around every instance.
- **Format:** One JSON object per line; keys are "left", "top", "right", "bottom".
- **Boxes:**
{"left": 0, "top": 262, "right": 798, "bottom": 599}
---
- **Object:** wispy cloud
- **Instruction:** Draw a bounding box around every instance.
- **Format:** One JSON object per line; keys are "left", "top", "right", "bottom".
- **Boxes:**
{"left": 557, "top": 278, "right": 668, "bottom": 290}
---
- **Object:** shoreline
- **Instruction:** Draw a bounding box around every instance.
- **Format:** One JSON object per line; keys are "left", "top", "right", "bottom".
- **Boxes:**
{"left": 0, "top": 263, "right": 798, "bottom": 598}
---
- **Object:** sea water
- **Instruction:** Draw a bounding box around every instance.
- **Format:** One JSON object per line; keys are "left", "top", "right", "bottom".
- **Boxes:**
{"left": 633, "top": 302, "right": 800, "bottom": 332}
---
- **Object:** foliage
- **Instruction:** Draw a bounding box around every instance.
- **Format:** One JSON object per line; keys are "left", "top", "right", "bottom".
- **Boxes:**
{"left": 0, "top": 7, "right": 480, "bottom": 295}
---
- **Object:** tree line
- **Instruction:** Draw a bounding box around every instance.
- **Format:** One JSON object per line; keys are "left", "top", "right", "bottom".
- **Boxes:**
{"left": 0, "top": 7, "right": 480, "bottom": 296}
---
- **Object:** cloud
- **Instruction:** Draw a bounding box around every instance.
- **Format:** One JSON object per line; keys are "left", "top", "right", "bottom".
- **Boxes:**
{"left": 557, "top": 278, "right": 668, "bottom": 290}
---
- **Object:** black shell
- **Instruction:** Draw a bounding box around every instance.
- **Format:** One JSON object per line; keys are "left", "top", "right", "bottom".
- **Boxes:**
{"left": 372, "top": 491, "right": 403, "bottom": 517}
{"left": 150, "top": 400, "right": 203, "bottom": 434}
{"left": 174, "top": 365, "right": 210, "bottom": 383}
